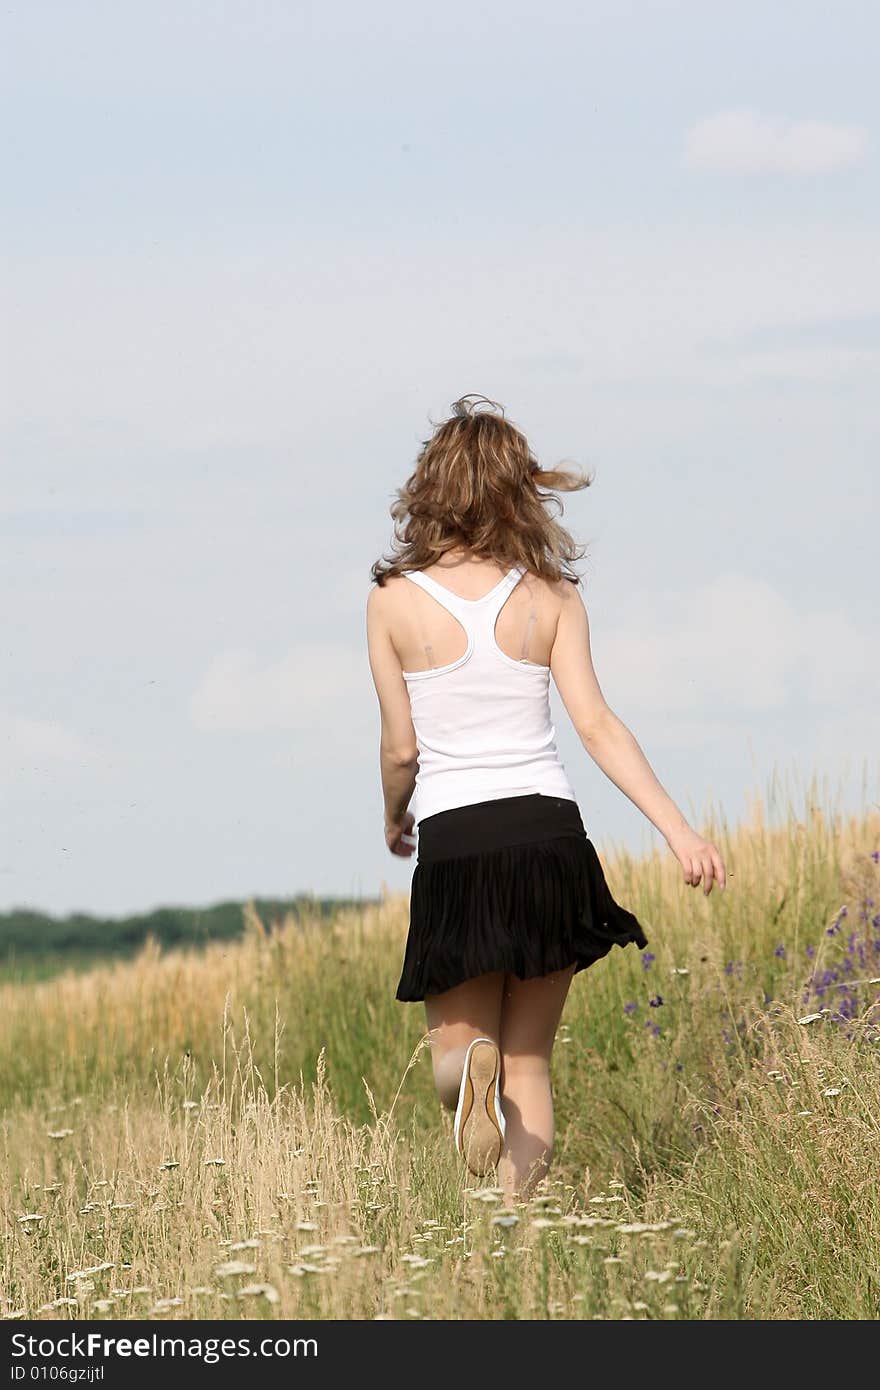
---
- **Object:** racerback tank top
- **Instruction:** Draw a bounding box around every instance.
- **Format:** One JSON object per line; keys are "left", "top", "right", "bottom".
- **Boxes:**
{"left": 400, "top": 564, "right": 577, "bottom": 825}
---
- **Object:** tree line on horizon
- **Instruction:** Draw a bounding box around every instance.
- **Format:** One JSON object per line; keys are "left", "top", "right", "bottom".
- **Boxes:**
{"left": 0, "top": 894, "right": 378, "bottom": 964}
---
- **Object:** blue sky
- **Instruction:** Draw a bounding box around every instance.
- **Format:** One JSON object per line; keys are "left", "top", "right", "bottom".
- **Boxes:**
{"left": 2, "top": 1, "right": 877, "bottom": 915}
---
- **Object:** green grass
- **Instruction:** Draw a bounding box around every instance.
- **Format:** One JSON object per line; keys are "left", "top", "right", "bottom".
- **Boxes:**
{"left": 1, "top": 772, "right": 878, "bottom": 1320}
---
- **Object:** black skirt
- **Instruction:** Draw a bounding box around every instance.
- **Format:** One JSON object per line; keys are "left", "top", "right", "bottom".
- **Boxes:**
{"left": 395, "top": 792, "right": 649, "bottom": 1002}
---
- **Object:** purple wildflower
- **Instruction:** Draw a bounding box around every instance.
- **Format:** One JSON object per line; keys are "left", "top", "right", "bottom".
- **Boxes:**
{"left": 774, "top": 944, "right": 786, "bottom": 958}
{"left": 623, "top": 1001, "right": 638, "bottom": 1016}
{"left": 641, "top": 952, "right": 655, "bottom": 970}
{"left": 833, "top": 996, "right": 858, "bottom": 1021}
{"left": 649, "top": 994, "right": 664, "bottom": 1008}
{"left": 645, "top": 1021, "right": 661, "bottom": 1037}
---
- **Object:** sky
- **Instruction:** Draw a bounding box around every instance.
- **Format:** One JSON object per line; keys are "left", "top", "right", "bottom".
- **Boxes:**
{"left": 2, "top": 1, "right": 878, "bottom": 917}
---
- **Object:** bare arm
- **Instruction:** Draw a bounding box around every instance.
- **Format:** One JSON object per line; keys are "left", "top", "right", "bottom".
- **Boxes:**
{"left": 550, "top": 582, "right": 726, "bottom": 893}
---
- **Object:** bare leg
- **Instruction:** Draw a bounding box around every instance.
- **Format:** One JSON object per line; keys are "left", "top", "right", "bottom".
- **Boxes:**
{"left": 424, "top": 971, "right": 505, "bottom": 1109}
{"left": 497, "top": 964, "right": 576, "bottom": 1198}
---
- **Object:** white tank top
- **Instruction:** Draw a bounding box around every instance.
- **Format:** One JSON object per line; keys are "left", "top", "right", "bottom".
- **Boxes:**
{"left": 400, "top": 564, "right": 577, "bottom": 824}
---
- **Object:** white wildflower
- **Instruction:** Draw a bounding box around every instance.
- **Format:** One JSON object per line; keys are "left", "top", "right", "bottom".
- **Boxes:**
{"left": 214, "top": 1261, "right": 256, "bottom": 1277}
{"left": 237, "top": 1283, "right": 280, "bottom": 1304}
{"left": 66, "top": 1263, "right": 113, "bottom": 1282}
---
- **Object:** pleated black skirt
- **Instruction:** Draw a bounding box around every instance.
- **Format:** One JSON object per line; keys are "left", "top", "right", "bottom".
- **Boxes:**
{"left": 395, "top": 792, "right": 649, "bottom": 1002}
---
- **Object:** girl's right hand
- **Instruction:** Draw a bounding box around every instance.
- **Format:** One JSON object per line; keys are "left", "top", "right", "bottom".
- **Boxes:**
{"left": 666, "top": 825, "right": 727, "bottom": 895}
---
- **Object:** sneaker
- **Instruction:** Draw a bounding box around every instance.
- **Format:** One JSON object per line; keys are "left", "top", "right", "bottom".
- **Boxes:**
{"left": 453, "top": 1037, "right": 506, "bottom": 1176}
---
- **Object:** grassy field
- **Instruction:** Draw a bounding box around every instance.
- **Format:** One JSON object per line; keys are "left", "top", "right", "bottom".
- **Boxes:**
{"left": 2, "top": 780, "right": 879, "bottom": 1321}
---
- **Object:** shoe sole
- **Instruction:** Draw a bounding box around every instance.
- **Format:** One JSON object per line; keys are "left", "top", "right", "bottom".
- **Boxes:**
{"left": 454, "top": 1039, "right": 504, "bottom": 1176}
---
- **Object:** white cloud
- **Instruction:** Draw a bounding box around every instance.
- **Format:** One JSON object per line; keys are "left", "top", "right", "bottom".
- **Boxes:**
{"left": 598, "top": 575, "right": 878, "bottom": 716}
{"left": 0, "top": 712, "right": 100, "bottom": 772}
{"left": 684, "top": 108, "right": 869, "bottom": 174}
{"left": 189, "top": 643, "right": 374, "bottom": 732}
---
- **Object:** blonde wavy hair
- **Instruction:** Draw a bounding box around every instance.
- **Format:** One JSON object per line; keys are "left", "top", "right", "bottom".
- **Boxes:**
{"left": 371, "top": 394, "right": 593, "bottom": 587}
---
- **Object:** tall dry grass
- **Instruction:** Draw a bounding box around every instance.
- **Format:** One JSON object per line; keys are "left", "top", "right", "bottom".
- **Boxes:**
{"left": 2, "top": 774, "right": 879, "bottom": 1320}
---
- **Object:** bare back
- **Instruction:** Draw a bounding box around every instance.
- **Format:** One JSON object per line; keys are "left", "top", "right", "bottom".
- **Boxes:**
{"left": 385, "top": 559, "right": 562, "bottom": 675}
{"left": 376, "top": 553, "right": 613, "bottom": 746}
